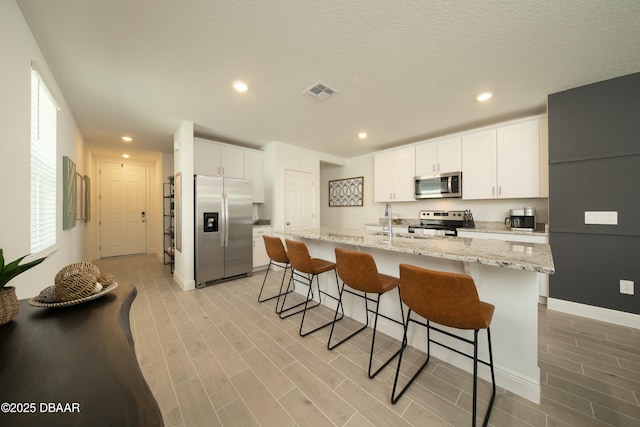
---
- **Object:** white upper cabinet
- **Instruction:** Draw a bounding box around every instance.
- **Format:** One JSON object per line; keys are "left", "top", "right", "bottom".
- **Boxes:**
{"left": 194, "top": 138, "right": 244, "bottom": 178}
{"left": 194, "top": 138, "right": 265, "bottom": 202}
{"left": 496, "top": 119, "right": 540, "bottom": 198}
{"left": 462, "top": 129, "right": 497, "bottom": 199}
{"left": 244, "top": 150, "right": 264, "bottom": 203}
{"left": 415, "top": 136, "right": 461, "bottom": 176}
{"left": 374, "top": 146, "right": 416, "bottom": 202}
{"left": 462, "top": 117, "right": 545, "bottom": 199}
{"left": 221, "top": 145, "right": 245, "bottom": 178}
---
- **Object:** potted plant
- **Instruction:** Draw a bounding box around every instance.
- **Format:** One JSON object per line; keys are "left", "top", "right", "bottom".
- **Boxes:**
{"left": 0, "top": 249, "right": 46, "bottom": 325}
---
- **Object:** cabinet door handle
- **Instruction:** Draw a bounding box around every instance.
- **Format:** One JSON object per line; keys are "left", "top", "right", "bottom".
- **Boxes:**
{"left": 492, "top": 186, "right": 495, "bottom": 196}
{"left": 499, "top": 186, "right": 502, "bottom": 196}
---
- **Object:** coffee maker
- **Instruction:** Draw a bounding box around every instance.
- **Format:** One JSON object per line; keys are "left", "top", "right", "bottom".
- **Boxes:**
{"left": 505, "top": 207, "right": 536, "bottom": 231}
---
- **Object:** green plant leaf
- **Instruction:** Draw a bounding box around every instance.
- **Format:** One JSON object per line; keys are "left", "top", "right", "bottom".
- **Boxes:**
{"left": 0, "top": 252, "right": 46, "bottom": 289}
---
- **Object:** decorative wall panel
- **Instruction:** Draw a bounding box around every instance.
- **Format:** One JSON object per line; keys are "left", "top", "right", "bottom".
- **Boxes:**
{"left": 328, "top": 176, "right": 363, "bottom": 207}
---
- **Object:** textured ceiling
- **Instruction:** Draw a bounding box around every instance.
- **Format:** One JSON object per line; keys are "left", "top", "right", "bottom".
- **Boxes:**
{"left": 16, "top": 0, "right": 640, "bottom": 159}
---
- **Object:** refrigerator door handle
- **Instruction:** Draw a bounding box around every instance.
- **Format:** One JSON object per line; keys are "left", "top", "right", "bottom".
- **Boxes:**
{"left": 223, "top": 192, "right": 229, "bottom": 247}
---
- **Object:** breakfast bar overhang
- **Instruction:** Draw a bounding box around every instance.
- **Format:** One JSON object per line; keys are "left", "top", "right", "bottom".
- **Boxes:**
{"left": 278, "top": 228, "right": 555, "bottom": 404}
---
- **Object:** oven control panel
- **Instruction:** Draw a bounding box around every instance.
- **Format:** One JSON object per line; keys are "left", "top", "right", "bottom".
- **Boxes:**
{"left": 419, "top": 210, "right": 465, "bottom": 220}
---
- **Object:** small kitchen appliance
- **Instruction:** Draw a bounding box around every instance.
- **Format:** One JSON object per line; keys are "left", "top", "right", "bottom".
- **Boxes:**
{"left": 408, "top": 209, "right": 474, "bottom": 237}
{"left": 505, "top": 207, "right": 536, "bottom": 231}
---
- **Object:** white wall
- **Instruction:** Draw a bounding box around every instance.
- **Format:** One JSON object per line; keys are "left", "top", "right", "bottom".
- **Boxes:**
{"left": 173, "top": 121, "right": 195, "bottom": 290}
{"left": 1, "top": 1, "right": 92, "bottom": 299}
{"left": 262, "top": 142, "right": 347, "bottom": 231}
{"left": 320, "top": 154, "right": 380, "bottom": 228}
{"left": 320, "top": 153, "right": 549, "bottom": 229}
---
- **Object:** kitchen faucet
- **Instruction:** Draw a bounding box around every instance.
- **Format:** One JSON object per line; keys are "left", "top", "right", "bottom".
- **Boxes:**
{"left": 384, "top": 202, "right": 393, "bottom": 244}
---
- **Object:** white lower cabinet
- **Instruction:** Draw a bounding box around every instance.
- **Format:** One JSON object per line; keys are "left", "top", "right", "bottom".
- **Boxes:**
{"left": 252, "top": 227, "right": 272, "bottom": 270}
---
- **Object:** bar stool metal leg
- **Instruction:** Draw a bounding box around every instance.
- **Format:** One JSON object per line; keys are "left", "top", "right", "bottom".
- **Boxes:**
{"left": 367, "top": 289, "right": 406, "bottom": 378}
{"left": 391, "top": 309, "right": 431, "bottom": 404}
{"left": 299, "top": 269, "right": 344, "bottom": 337}
{"left": 328, "top": 247, "right": 406, "bottom": 378}
{"left": 257, "top": 259, "right": 292, "bottom": 304}
{"left": 276, "top": 269, "right": 318, "bottom": 319}
{"left": 328, "top": 286, "right": 406, "bottom": 378}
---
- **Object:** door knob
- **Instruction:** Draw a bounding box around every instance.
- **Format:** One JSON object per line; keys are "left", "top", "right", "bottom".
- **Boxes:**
{"left": 286, "top": 222, "right": 291, "bottom": 225}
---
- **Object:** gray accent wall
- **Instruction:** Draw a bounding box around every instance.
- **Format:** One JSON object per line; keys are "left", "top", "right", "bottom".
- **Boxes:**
{"left": 548, "top": 72, "right": 640, "bottom": 315}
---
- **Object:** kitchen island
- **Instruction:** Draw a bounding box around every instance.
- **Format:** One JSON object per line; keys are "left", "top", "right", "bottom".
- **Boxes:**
{"left": 278, "top": 227, "right": 555, "bottom": 403}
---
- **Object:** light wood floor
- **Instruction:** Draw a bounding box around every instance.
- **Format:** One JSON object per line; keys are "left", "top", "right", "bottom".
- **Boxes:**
{"left": 94, "top": 255, "right": 640, "bottom": 426}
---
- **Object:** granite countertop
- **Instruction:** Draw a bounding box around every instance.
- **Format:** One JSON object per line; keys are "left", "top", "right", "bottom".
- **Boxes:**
{"left": 278, "top": 227, "right": 554, "bottom": 274}
{"left": 365, "top": 220, "right": 548, "bottom": 236}
{"left": 463, "top": 221, "right": 548, "bottom": 236}
{"left": 253, "top": 220, "right": 272, "bottom": 228}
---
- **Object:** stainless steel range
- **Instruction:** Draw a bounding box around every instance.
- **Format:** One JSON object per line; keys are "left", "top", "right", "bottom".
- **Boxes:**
{"left": 408, "top": 209, "right": 474, "bottom": 237}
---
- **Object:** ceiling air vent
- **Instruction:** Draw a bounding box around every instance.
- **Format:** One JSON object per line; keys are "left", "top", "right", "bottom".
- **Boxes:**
{"left": 303, "top": 81, "right": 337, "bottom": 101}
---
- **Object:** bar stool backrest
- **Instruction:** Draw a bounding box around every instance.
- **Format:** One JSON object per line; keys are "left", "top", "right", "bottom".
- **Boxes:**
{"left": 335, "top": 248, "right": 383, "bottom": 294}
{"left": 285, "top": 239, "right": 314, "bottom": 274}
{"left": 399, "top": 264, "right": 494, "bottom": 330}
{"left": 263, "top": 235, "right": 289, "bottom": 263}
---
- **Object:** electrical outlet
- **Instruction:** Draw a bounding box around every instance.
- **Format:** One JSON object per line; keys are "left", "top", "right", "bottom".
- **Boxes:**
{"left": 620, "top": 280, "right": 634, "bottom": 295}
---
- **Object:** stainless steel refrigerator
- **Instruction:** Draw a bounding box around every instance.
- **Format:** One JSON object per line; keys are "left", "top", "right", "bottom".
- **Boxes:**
{"left": 195, "top": 175, "right": 253, "bottom": 288}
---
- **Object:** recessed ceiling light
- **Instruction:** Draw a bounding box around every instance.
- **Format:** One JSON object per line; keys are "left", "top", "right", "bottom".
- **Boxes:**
{"left": 358, "top": 132, "right": 368, "bottom": 140}
{"left": 122, "top": 154, "right": 130, "bottom": 159}
{"left": 122, "top": 136, "right": 132, "bottom": 142}
{"left": 233, "top": 81, "right": 249, "bottom": 93}
{"left": 476, "top": 92, "right": 493, "bottom": 102}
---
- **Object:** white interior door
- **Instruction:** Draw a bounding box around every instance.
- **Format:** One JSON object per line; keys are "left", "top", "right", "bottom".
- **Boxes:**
{"left": 284, "top": 169, "right": 314, "bottom": 230}
{"left": 100, "top": 161, "right": 147, "bottom": 257}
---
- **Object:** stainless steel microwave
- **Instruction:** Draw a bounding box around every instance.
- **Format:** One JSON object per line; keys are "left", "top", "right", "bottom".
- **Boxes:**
{"left": 414, "top": 172, "right": 462, "bottom": 199}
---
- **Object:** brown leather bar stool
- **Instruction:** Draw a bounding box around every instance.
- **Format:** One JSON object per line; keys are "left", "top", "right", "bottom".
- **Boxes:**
{"left": 392, "top": 264, "right": 496, "bottom": 427}
{"left": 329, "top": 248, "right": 405, "bottom": 378}
{"left": 279, "top": 239, "right": 344, "bottom": 336}
{"left": 257, "top": 235, "right": 294, "bottom": 309}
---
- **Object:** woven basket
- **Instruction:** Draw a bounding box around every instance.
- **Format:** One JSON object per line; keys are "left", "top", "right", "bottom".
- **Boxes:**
{"left": 55, "top": 262, "right": 100, "bottom": 286}
{"left": 0, "top": 286, "right": 19, "bottom": 326}
{"left": 97, "top": 273, "right": 115, "bottom": 287}
{"left": 54, "top": 263, "right": 101, "bottom": 302}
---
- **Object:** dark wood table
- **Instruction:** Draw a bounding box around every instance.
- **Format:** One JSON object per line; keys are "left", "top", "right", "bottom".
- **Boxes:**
{"left": 0, "top": 282, "right": 163, "bottom": 427}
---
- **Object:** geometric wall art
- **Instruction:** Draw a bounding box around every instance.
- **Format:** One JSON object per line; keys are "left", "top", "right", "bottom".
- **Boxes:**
{"left": 328, "top": 176, "right": 364, "bottom": 207}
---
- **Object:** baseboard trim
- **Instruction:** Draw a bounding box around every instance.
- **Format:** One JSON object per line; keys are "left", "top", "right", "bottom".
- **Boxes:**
{"left": 547, "top": 298, "right": 640, "bottom": 329}
{"left": 173, "top": 270, "right": 195, "bottom": 291}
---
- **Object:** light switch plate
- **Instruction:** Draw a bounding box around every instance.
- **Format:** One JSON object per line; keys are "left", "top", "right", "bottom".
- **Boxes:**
{"left": 620, "top": 280, "right": 634, "bottom": 295}
{"left": 585, "top": 211, "right": 618, "bottom": 225}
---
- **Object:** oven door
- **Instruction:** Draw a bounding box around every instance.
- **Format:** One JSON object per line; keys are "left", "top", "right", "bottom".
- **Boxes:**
{"left": 414, "top": 172, "right": 461, "bottom": 199}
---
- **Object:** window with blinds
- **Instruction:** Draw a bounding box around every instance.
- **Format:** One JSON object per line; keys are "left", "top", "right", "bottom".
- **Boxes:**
{"left": 30, "top": 69, "right": 58, "bottom": 254}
